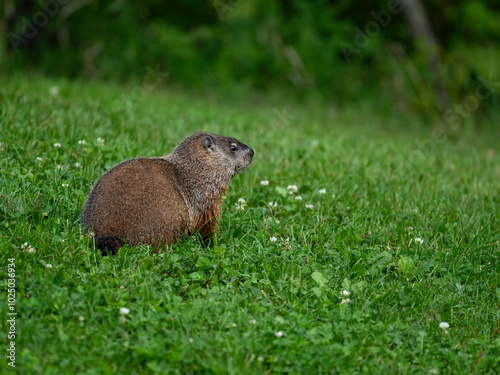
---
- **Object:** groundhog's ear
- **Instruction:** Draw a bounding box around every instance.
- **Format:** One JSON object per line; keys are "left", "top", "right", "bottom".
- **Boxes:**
{"left": 203, "top": 135, "right": 214, "bottom": 150}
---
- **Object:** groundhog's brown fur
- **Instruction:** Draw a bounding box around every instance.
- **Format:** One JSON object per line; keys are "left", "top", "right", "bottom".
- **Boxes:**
{"left": 81, "top": 132, "right": 254, "bottom": 253}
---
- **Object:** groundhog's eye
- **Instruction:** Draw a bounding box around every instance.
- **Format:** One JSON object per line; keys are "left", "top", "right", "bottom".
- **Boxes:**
{"left": 230, "top": 145, "right": 238, "bottom": 151}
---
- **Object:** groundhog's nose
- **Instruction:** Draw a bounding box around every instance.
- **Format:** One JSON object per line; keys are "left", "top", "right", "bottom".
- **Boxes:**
{"left": 248, "top": 148, "right": 254, "bottom": 158}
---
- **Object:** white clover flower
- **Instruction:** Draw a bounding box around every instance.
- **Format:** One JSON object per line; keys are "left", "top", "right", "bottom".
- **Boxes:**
{"left": 268, "top": 201, "right": 278, "bottom": 208}
{"left": 21, "top": 242, "right": 37, "bottom": 253}
{"left": 119, "top": 307, "right": 130, "bottom": 315}
{"left": 188, "top": 338, "right": 193, "bottom": 343}
{"left": 97, "top": 137, "right": 105, "bottom": 146}
{"left": 56, "top": 165, "right": 64, "bottom": 170}
{"left": 287, "top": 185, "right": 298, "bottom": 194}
{"left": 54, "top": 143, "right": 61, "bottom": 148}
{"left": 78, "top": 316, "right": 85, "bottom": 322}
{"left": 37, "top": 157, "right": 43, "bottom": 162}
{"left": 62, "top": 184, "right": 69, "bottom": 188}
{"left": 46, "top": 264, "right": 53, "bottom": 269}
{"left": 235, "top": 198, "right": 246, "bottom": 211}
{"left": 439, "top": 322, "right": 449, "bottom": 330}
{"left": 49, "top": 86, "right": 60, "bottom": 95}
{"left": 78, "top": 140, "right": 86, "bottom": 145}
{"left": 270, "top": 236, "right": 278, "bottom": 243}
{"left": 295, "top": 196, "right": 303, "bottom": 201}
{"left": 249, "top": 319, "right": 257, "bottom": 324}
{"left": 415, "top": 237, "right": 424, "bottom": 245}
{"left": 305, "top": 204, "right": 313, "bottom": 209}
{"left": 274, "top": 331, "right": 283, "bottom": 338}
{"left": 75, "top": 162, "right": 82, "bottom": 168}
{"left": 257, "top": 356, "right": 264, "bottom": 362}
{"left": 318, "top": 188, "right": 326, "bottom": 194}
{"left": 260, "top": 180, "right": 269, "bottom": 186}
{"left": 341, "top": 290, "right": 352, "bottom": 304}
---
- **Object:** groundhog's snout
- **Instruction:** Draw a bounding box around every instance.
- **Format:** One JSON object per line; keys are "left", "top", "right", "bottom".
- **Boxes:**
{"left": 235, "top": 145, "right": 254, "bottom": 174}
{"left": 246, "top": 146, "right": 254, "bottom": 166}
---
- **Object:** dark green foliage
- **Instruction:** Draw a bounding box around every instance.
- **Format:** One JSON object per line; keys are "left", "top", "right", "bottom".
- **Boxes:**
{"left": 2, "top": 0, "right": 500, "bottom": 115}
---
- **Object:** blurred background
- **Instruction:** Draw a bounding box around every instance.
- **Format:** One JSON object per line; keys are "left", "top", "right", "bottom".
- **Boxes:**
{"left": 1, "top": 0, "right": 500, "bottom": 122}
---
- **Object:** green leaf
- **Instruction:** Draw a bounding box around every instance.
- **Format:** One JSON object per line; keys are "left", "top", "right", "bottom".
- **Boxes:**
{"left": 397, "top": 256, "right": 415, "bottom": 275}
{"left": 368, "top": 251, "right": 392, "bottom": 274}
{"left": 352, "top": 280, "right": 366, "bottom": 293}
{"left": 275, "top": 186, "right": 288, "bottom": 198}
{"left": 312, "top": 287, "right": 323, "bottom": 297}
{"left": 414, "top": 259, "right": 435, "bottom": 276}
{"left": 215, "top": 246, "right": 226, "bottom": 256}
{"left": 342, "top": 278, "right": 351, "bottom": 290}
{"left": 311, "top": 271, "right": 328, "bottom": 287}
{"left": 196, "top": 256, "right": 210, "bottom": 268}
{"left": 189, "top": 272, "right": 203, "bottom": 281}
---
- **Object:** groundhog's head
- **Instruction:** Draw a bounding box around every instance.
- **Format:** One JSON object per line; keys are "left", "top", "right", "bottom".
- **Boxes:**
{"left": 201, "top": 133, "right": 254, "bottom": 176}
{"left": 175, "top": 132, "right": 254, "bottom": 177}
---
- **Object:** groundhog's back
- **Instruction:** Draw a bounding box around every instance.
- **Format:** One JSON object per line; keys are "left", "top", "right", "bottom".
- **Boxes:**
{"left": 82, "top": 158, "right": 189, "bottom": 247}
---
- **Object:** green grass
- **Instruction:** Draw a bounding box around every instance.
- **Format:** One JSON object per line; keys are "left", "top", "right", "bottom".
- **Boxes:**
{"left": 1, "top": 76, "right": 500, "bottom": 374}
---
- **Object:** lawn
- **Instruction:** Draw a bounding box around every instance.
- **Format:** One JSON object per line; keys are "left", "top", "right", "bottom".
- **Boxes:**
{"left": 1, "top": 76, "right": 499, "bottom": 374}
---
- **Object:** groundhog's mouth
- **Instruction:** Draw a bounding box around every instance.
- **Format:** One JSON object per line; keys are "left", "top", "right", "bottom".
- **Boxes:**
{"left": 235, "top": 156, "right": 253, "bottom": 174}
{"left": 235, "top": 166, "right": 246, "bottom": 174}
{"left": 235, "top": 163, "right": 251, "bottom": 175}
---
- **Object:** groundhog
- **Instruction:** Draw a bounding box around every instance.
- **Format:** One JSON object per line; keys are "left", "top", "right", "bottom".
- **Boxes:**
{"left": 81, "top": 132, "right": 254, "bottom": 253}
